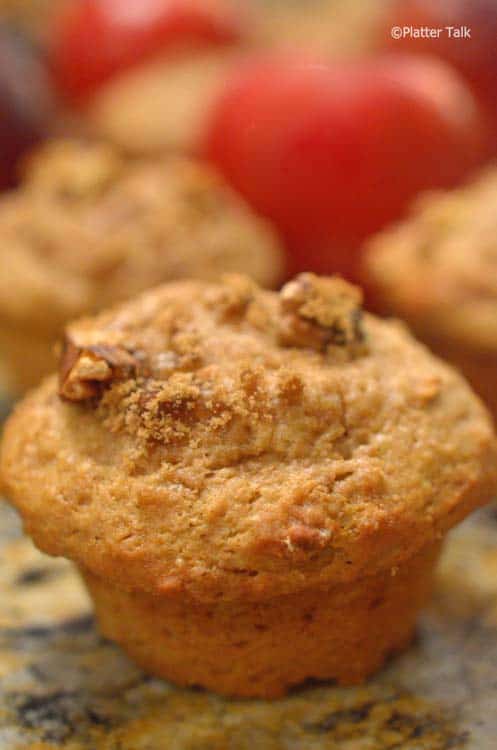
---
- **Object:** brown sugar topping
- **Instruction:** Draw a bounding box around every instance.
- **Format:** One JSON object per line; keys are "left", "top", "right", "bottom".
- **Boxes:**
{"left": 57, "top": 275, "right": 367, "bottom": 409}
{"left": 208, "top": 273, "right": 256, "bottom": 320}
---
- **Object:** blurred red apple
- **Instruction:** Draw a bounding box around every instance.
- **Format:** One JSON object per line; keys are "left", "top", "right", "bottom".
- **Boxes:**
{"left": 382, "top": 0, "right": 497, "bottom": 152}
{"left": 203, "top": 54, "right": 486, "bottom": 280}
{"left": 50, "top": 0, "right": 248, "bottom": 102}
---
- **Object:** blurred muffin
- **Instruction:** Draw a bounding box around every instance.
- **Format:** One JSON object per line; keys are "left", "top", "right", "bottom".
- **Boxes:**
{"left": 2, "top": 273, "right": 495, "bottom": 698}
{"left": 0, "top": 140, "right": 283, "bottom": 393}
{"left": 365, "top": 168, "right": 497, "bottom": 420}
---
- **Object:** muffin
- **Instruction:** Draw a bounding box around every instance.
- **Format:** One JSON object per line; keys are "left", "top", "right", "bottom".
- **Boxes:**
{"left": 364, "top": 168, "right": 497, "bottom": 421}
{"left": 2, "top": 273, "right": 495, "bottom": 698}
{"left": 0, "top": 140, "right": 282, "bottom": 392}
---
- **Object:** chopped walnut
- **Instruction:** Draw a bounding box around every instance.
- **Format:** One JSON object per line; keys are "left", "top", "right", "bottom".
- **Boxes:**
{"left": 59, "top": 337, "right": 141, "bottom": 401}
{"left": 278, "top": 273, "right": 366, "bottom": 353}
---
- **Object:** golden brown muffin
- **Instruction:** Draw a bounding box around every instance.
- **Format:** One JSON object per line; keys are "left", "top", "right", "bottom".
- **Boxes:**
{"left": 0, "top": 140, "right": 282, "bottom": 393}
{"left": 2, "top": 273, "right": 496, "bottom": 698}
{"left": 364, "top": 167, "right": 497, "bottom": 421}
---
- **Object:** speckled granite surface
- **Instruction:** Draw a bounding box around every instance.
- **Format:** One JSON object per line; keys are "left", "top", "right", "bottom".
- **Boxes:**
{"left": 2, "top": 495, "right": 497, "bottom": 749}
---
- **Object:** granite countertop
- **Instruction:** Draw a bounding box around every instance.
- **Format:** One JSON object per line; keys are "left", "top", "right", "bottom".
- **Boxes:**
{"left": 2, "top": 497, "right": 497, "bottom": 750}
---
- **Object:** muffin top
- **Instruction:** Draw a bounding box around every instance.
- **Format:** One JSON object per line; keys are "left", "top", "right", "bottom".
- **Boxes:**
{"left": 2, "top": 274, "right": 495, "bottom": 601}
{"left": 0, "top": 140, "right": 282, "bottom": 335}
{"left": 365, "top": 168, "right": 497, "bottom": 353}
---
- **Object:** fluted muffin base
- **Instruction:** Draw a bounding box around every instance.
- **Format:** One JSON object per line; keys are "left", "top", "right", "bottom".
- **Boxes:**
{"left": 82, "top": 541, "right": 441, "bottom": 699}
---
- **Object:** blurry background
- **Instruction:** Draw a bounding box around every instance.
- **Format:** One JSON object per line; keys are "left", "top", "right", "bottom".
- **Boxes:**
{"left": 0, "top": 0, "right": 494, "bottom": 268}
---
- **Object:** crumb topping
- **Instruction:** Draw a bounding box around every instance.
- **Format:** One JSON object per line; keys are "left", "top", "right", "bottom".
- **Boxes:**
{"left": 56, "top": 276, "right": 370, "bottom": 451}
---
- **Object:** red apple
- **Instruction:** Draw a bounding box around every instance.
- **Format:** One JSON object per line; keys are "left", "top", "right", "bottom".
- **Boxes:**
{"left": 203, "top": 54, "right": 486, "bottom": 280}
{"left": 382, "top": 0, "right": 497, "bottom": 152}
{"left": 50, "top": 0, "right": 248, "bottom": 102}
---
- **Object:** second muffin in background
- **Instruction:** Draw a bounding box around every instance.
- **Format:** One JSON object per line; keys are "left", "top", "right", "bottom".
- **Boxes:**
{"left": 364, "top": 168, "right": 497, "bottom": 421}
{"left": 0, "top": 140, "right": 283, "bottom": 393}
{"left": 2, "top": 273, "right": 495, "bottom": 698}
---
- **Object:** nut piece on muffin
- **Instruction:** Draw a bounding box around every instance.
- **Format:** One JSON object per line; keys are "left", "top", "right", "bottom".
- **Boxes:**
{"left": 364, "top": 168, "right": 497, "bottom": 421}
{"left": 0, "top": 140, "right": 283, "bottom": 393}
{"left": 2, "top": 273, "right": 496, "bottom": 698}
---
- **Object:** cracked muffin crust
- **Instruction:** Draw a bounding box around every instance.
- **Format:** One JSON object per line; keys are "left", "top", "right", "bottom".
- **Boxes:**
{"left": 2, "top": 273, "right": 496, "bottom": 697}
{"left": 364, "top": 168, "right": 497, "bottom": 418}
{"left": 0, "top": 140, "right": 282, "bottom": 392}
